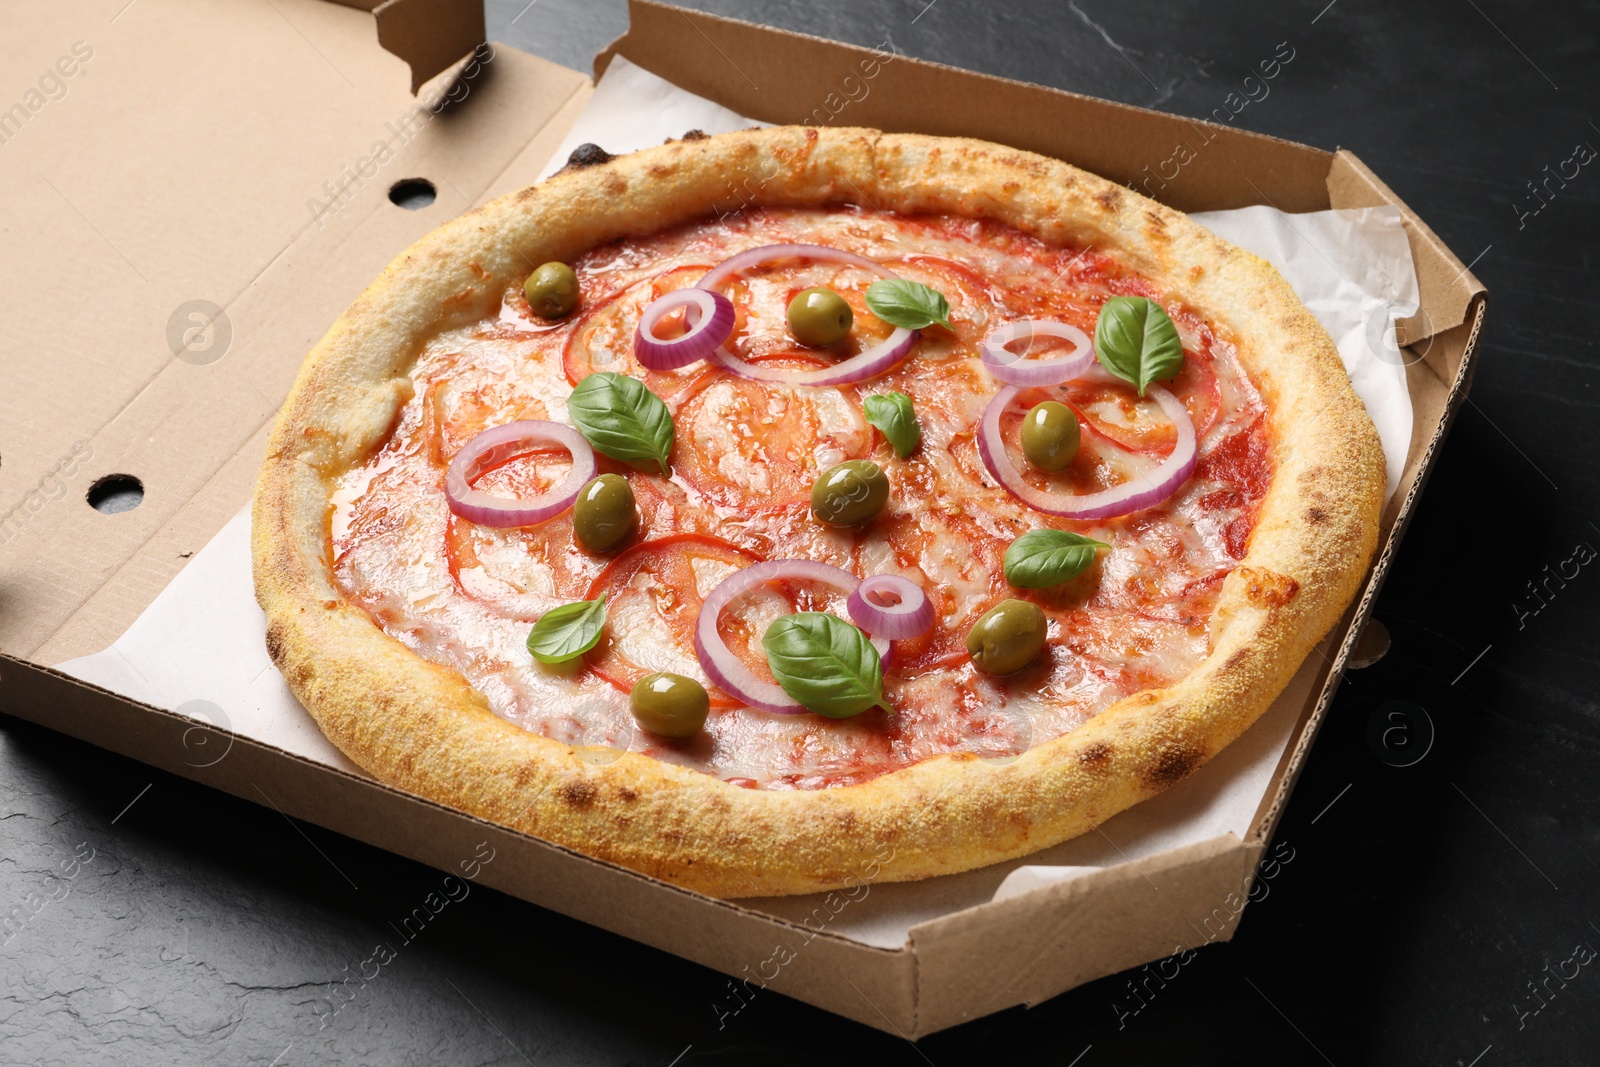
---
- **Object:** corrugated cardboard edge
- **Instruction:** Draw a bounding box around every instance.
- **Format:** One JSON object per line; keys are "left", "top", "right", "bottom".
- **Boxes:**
{"left": 908, "top": 834, "right": 1259, "bottom": 1034}
{"left": 1328, "top": 150, "right": 1482, "bottom": 341}
{"left": 1244, "top": 297, "right": 1487, "bottom": 847}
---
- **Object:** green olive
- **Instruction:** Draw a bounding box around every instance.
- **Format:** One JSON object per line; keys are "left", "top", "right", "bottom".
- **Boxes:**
{"left": 524, "top": 261, "right": 579, "bottom": 319}
{"left": 966, "top": 599, "right": 1048, "bottom": 675}
{"left": 1020, "top": 401, "right": 1081, "bottom": 472}
{"left": 786, "top": 287, "right": 853, "bottom": 346}
{"left": 572, "top": 474, "right": 636, "bottom": 552}
{"left": 811, "top": 459, "right": 889, "bottom": 527}
{"left": 630, "top": 672, "right": 710, "bottom": 738}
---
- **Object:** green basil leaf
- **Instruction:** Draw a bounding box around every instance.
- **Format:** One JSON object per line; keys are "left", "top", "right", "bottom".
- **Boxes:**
{"left": 1003, "top": 529, "right": 1110, "bottom": 589}
{"left": 762, "top": 612, "right": 892, "bottom": 718}
{"left": 862, "top": 392, "right": 921, "bottom": 458}
{"left": 566, "top": 372, "right": 674, "bottom": 476}
{"left": 526, "top": 594, "right": 607, "bottom": 663}
{"left": 865, "top": 279, "right": 953, "bottom": 331}
{"left": 1094, "top": 296, "right": 1184, "bottom": 397}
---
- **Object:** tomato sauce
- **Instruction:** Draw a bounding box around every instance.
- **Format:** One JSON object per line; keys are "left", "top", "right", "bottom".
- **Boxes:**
{"left": 332, "top": 207, "right": 1270, "bottom": 789}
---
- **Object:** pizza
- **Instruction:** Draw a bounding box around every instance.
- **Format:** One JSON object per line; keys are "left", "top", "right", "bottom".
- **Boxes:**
{"left": 253, "top": 127, "right": 1383, "bottom": 897}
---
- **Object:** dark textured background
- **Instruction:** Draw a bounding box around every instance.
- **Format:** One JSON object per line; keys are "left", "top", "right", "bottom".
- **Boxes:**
{"left": 4, "top": 1, "right": 1598, "bottom": 1063}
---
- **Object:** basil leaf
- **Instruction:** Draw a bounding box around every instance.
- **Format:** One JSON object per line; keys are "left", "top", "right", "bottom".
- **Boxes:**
{"left": 865, "top": 279, "right": 953, "bottom": 331}
{"left": 1003, "top": 529, "right": 1110, "bottom": 589}
{"left": 526, "top": 594, "right": 607, "bottom": 663}
{"left": 762, "top": 612, "right": 893, "bottom": 718}
{"left": 862, "top": 392, "right": 921, "bottom": 458}
{"left": 1094, "top": 296, "right": 1184, "bottom": 397}
{"left": 566, "top": 372, "right": 674, "bottom": 476}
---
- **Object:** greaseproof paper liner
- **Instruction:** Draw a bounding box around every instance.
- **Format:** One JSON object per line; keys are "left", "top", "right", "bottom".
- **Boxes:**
{"left": 59, "top": 57, "right": 1417, "bottom": 947}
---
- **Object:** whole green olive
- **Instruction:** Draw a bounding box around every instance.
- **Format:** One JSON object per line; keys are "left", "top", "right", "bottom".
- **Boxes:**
{"left": 524, "top": 261, "right": 580, "bottom": 319}
{"left": 811, "top": 459, "right": 889, "bottom": 527}
{"left": 966, "top": 598, "right": 1048, "bottom": 675}
{"left": 572, "top": 473, "right": 636, "bottom": 552}
{"left": 1020, "top": 400, "right": 1081, "bottom": 472}
{"left": 786, "top": 286, "right": 854, "bottom": 347}
{"left": 630, "top": 671, "right": 710, "bottom": 738}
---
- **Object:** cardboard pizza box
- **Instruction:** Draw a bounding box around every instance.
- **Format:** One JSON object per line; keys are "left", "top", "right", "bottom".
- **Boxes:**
{"left": 0, "top": 0, "right": 1485, "bottom": 1037}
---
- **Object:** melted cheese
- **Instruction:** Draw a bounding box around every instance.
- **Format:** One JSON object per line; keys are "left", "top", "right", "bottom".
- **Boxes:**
{"left": 332, "top": 207, "right": 1270, "bottom": 789}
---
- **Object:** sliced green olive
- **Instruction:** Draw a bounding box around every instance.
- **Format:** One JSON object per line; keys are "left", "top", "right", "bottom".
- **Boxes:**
{"left": 787, "top": 287, "right": 853, "bottom": 346}
{"left": 572, "top": 473, "right": 636, "bottom": 552}
{"left": 524, "top": 261, "right": 579, "bottom": 319}
{"left": 966, "top": 599, "right": 1048, "bottom": 675}
{"left": 1020, "top": 401, "right": 1080, "bottom": 472}
{"left": 811, "top": 459, "right": 889, "bottom": 527}
{"left": 630, "top": 671, "right": 710, "bottom": 738}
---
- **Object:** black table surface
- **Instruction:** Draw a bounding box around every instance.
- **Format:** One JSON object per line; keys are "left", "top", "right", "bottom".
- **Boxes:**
{"left": 4, "top": 1, "right": 1597, "bottom": 1063}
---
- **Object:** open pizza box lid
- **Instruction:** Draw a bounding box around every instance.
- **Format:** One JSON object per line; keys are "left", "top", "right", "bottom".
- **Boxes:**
{"left": 0, "top": 0, "right": 1485, "bottom": 1037}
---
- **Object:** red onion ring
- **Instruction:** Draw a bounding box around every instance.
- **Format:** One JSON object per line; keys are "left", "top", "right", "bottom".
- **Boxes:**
{"left": 693, "top": 558, "right": 890, "bottom": 715}
{"left": 980, "top": 319, "right": 1094, "bottom": 387}
{"left": 445, "top": 420, "right": 597, "bottom": 528}
{"left": 977, "top": 385, "right": 1197, "bottom": 519}
{"left": 696, "top": 243, "right": 918, "bottom": 387}
{"left": 847, "top": 574, "right": 934, "bottom": 640}
{"left": 634, "top": 287, "right": 735, "bottom": 371}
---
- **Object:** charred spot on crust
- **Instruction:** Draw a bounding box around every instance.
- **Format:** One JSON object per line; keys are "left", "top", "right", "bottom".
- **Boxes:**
{"left": 1078, "top": 741, "right": 1114, "bottom": 769}
{"left": 264, "top": 622, "right": 288, "bottom": 666}
{"left": 1238, "top": 565, "right": 1300, "bottom": 608}
{"left": 557, "top": 778, "right": 598, "bottom": 809}
{"left": 1148, "top": 744, "right": 1203, "bottom": 787}
{"left": 564, "top": 143, "right": 613, "bottom": 169}
{"left": 618, "top": 786, "right": 639, "bottom": 802}
{"left": 679, "top": 128, "right": 708, "bottom": 141}
{"left": 1306, "top": 506, "right": 1330, "bottom": 525}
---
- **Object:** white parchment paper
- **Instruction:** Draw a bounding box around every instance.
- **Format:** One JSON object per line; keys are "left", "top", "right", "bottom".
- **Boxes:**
{"left": 58, "top": 57, "right": 1419, "bottom": 948}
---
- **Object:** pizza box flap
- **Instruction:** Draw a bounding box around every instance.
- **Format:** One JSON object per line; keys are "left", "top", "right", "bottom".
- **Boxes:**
{"left": 0, "top": 0, "right": 1487, "bottom": 1041}
{"left": 329, "top": 0, "right": 488, "bottom": 92}
{"left": 2, "top": 0, "right": 591, "bottom": 664}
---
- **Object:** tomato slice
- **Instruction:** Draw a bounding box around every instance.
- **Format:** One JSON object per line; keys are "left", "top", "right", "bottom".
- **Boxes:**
{"left": 1060, "top": 353, "right": 1220, "bottom": 452}
{"left": 444, "top": 450, "right": 672, "bottom": 619}
{"left": 881, "top": 254, "right": 999, "bottom": 357}
{"left": 562, "top": 265, "right": 716, "bottom": 397}
{"left": 584, "top": 534, "right": 772, "bottom": 706}
{"left": 426, "top": 377, "right": 552, "bottom": 465}
{"left": 949, "top": 385, "right": 1156, "bottom": 503}
{"left": 717, "top": 259, "right": 900, "bottom": 364}
{"left": 671, "top": 366, "right": 870, "bottom": 509}
{"left": 848, "top": 506, "right": 1010, "bottom": 676}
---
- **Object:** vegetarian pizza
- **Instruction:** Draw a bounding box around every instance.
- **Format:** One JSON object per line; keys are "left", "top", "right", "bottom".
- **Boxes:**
{"left": 253, "top": 127, "right": 1384, "bottom": 897}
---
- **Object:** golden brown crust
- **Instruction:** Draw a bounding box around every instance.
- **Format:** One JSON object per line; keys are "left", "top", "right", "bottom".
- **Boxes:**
{"left": 253, "top": 127, "right": 1384, "bottom": 897}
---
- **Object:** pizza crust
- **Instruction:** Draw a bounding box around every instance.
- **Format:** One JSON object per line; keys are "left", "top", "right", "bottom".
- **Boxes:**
{"left": 253, "top": 127, "right": 1384, "bottom": 897}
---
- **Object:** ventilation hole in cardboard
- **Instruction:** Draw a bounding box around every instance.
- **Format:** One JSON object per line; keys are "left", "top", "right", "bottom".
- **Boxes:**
{"left": 388, "top": 178, "right": 436, "bottom": 210}
{"left": 87, "top": 474, "right": 144, "bottom": 514}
